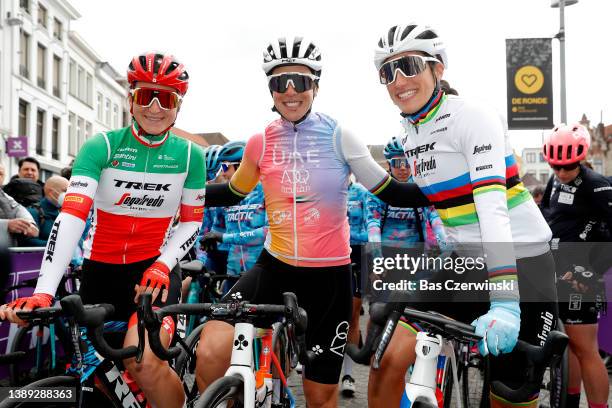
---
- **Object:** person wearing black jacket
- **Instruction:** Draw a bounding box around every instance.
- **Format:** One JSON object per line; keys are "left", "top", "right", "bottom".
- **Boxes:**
{"left": 541, "top": 123, "right": 610, "bottom": 408}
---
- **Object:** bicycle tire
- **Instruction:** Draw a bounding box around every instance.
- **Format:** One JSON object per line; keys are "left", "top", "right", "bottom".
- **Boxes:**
{"left": 8, "top": 322, "right": 71, "bottom": 386}
{"left": 460, "top": 351, "right": 489, "bottom": 408}
{"left": 195, "top": 375, "right": 244, "bottom": 408}
{"left": 174, "top": 323, "right": 205, "bottom": 407}
{"left": 0, "top": 375, "right": 78, "bottom": 408}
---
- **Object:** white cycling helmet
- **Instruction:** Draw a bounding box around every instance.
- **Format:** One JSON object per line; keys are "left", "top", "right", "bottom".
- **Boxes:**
{"left": 374, "top": 23, "right": 447, "bottom": 71}
{"left": 262, "top": 36, "right": 322, "bottom": 76}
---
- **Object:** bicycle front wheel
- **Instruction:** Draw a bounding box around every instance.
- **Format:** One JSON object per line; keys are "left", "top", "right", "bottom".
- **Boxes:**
{"left": 175, "top": 323, "right": 205, "bottom": 407}
{"left": 195, "top": 376, "right": 244, "bottom": 408}
{"left": 0, "top": 375, "right": 79, "bottom": 408}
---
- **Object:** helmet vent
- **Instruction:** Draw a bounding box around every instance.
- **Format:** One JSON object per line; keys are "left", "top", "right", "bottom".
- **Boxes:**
{"left": 138, "top": 56, "right": 147, "bottom": 70}
{"left": 388, "top": 26, "right": 398, "bottom": 46}
{"left": 576, "top": 145, "right": 584, "bottom": 157}
{"left": 415, "top": 30, "right": 437, "bottom": 40}
{"left": 279, "top": 39, "right": 288, "bottom": 58}
{"left": 566, "top": 145, "right": 573, "bottom": 160}
{"left": 303, "top": 43, "right": 317, "bottom": 59}
{"left": 292, "top": 37, "right": 303, "bottom": 57}
{"left": 166, "top": 61, "right": 179, "bottom": 74}
{"left": 556, "top": 145, "right": 562, "bottom": 160}
{"left": 400, "top": 25, "right": 417, "bottom": 41}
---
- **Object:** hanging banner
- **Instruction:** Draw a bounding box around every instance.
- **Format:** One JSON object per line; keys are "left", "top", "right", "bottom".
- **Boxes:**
{"left": 506, "top": 38, "right": 554, "bottom": 130}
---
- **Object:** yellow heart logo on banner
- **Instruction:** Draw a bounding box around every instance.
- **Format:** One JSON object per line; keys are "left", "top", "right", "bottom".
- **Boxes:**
{"left": 514, "top": 66, "right": 544, "bottom": 94}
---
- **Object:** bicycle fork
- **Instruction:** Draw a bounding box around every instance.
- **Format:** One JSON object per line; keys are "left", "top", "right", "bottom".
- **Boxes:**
{"left": 401, "top": 331, "right": 442, "bottom": 407}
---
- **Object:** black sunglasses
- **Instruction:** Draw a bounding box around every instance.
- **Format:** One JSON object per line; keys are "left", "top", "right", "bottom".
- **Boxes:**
{"left": 267, "top": 72, "right": 318, "bottom": 93}
{"left": 550, "top": 162, "right": 580, "bottom": 171}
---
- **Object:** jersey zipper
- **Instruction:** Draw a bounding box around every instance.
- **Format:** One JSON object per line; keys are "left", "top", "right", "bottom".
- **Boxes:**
{"left": 292, "top": 124, "right": 298, "bottom": 263}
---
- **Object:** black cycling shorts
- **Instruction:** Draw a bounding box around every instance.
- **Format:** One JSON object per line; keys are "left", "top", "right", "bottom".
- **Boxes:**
{"left": 223, "top": 250, "right": 352, "bottom": 384}
{"left": 79, "top": 257, "right": 182, "bottom": 322}
{"left": 401, "top": 251, "right": 558, "bottom": 401}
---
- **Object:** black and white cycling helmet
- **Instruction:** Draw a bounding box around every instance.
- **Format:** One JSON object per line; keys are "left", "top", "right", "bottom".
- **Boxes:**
{"left": 374, "top": 23, "right": 447, "bottom": 71}
{"left": 262, "top": 36, "right": 322, "bottom": 77}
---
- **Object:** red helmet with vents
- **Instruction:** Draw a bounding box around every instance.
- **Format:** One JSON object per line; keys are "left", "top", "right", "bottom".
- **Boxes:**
{"left": 127, "top": 52, "right": 189, "bottom": 95}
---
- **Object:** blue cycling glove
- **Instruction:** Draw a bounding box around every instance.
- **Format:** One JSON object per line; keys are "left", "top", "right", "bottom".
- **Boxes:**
{"left": 472, "top": 300, "right": 521, "bottom": 356}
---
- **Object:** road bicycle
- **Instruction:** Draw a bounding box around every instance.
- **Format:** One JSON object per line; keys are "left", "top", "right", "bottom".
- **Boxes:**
{"left": 348, "top": 302, "right": 569, "bottom": 408}
{"left": 0, "top": 295, "right": 152, "bottom": 408}
{"left": 137, "top": 292, "right": 313, "bottom": 408}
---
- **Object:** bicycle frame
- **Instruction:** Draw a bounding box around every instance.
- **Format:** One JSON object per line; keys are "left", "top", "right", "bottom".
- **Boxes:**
{"left": 401, "top": 331, "right": 460, "bottom": 408}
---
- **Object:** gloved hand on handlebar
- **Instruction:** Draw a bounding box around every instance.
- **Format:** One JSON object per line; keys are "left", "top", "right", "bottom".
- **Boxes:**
{"left": 134, "top": 261, "right": 170, "bottom": 304}
{"left": 0, "top": 293, "right": 54, "bottom": 326}
{"left": 472, "top": 300, "right": 521, "bottom": 356}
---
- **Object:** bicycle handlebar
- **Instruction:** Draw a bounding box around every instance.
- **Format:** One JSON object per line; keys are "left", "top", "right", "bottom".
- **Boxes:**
{"left": 60, "top": 295, "right": 139, "bottom": 361}
{"left": 137, "top": 292, "right": 314, "bottom": 365}
{"left": 348, "top": 301, "right": 568, "bottom": 390}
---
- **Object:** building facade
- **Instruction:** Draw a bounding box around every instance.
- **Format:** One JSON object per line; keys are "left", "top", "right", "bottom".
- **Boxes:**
{"left": 0, "top": 0, "right": 128, "bottom": 180}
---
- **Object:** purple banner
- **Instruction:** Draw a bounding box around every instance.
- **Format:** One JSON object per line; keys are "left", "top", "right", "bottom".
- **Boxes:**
{"left": 5, "top": 137, "right": 28, "bottom": 157}
{"left": 598, "top": 268, "right": 612, "bottom": 354}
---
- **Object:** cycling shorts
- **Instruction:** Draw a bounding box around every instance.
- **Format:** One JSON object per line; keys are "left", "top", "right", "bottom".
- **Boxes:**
{"left": 223, "top": 249, "right": 352, "bottom": 384}
{"left": 400, "top": 251, "right": 558, "bottom": 401}
{"left": 79, "top": 257, "right": 182, "bottom": 322}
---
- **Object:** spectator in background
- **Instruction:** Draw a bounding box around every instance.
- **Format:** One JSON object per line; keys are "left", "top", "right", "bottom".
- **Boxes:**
{"left": 0, "top": 163, "right": 39, "bottom": 246}
{"left": 17, "top": 157, "right": 43, "bottom": 185}
{"left": 3, "top": 157, "right": 44, "bottom": 206}
{"left": 22, "top": 176, "right": 69, "bottom": 247}
{"left": 528, "top": 184, "right": 546, "bottom": 206}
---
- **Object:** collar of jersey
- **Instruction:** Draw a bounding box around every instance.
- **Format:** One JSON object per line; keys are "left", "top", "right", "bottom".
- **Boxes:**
{"left": 403, "top": 91, "right": 446, "bottom": 127}
{"left": 279, "top": 111, "right": 315, "bottom": 128}
{"left": 131, "top": 122, "right": 169, "bottom": 147}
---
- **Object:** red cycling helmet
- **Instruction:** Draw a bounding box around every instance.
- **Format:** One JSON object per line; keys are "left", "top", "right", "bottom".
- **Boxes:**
{"left": 127, "top": 52, "right": 189, "bottom": 95}
{"left": 543, "top": 123, "right": 591, "bottom": 166}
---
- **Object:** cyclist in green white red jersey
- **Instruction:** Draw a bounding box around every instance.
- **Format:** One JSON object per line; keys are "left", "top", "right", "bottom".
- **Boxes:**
{"left": 0, "top": 52, "right": 206, "bottom": 408}
{"left": 367, "top": 23, "right": 558, "bottom": 408}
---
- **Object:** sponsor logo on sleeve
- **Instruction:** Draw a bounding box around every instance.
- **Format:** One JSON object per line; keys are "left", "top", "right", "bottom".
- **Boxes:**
{"left": 594, "top": 186, "right": 612, "bottom": 193}
{"left": 476, "top": 164, "right": 494, "bottom": 171}
{"left": 64, "top": 195, "right": 85, "bottom": 203}
{"left": 45, "top": 220, "right": 61, "bottom": 261}
{"left": 69, "top": 181, "right": 89, "bottom": 189}
{"left": 472, "top": 144, "right": 492, "bottom": 155}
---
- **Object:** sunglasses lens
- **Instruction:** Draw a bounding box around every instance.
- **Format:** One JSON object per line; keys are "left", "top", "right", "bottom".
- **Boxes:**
{"left": 379, "top": 56, "right": 428, "bottom": 84}
{"left": 390, "top": 158, "right": 409, "bottom": 168}
{"left": 268, "top": 74, "right": 315, "bottom": 93}
{"left": 132, "top": 88, "right": 180, "bottom": 109}
{"left": 552, "top": 163, "right": 579, "bottom": 171}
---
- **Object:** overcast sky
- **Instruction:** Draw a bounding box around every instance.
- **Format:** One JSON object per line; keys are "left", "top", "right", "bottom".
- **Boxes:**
{"left": 71, "top": 0, "right": 610, "bottom": 153}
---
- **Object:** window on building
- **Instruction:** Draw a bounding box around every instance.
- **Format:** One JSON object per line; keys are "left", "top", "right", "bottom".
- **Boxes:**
{"left": 86, "top": 122, "right": 92, "bottom": 141}
{"left": 68, "top": 112, "right": 76, "bottom": 156}
{"left": 105, "top": 98, "right": 111, "bottom": 126}
{"left": 37, "top": 43, "right": 46, "bottom": 89}
{"left": 97, "top": 93, "right": 103, "bottom": 121}
{"left": 69, "top": 59, "right": 76, "bottom": 96}
{"left": 51, "top": 116, "right": 60, "bottom": 160}
{"left": 52, "top": 55, "right": 61, "bottom": 97}
{"left": 77, "top": 67, "right": 85, "bottom": 101}
{"left": 20, "top": 0, "right": 30, "bottom": 14}
{"left": 86, "top": 73, "right": 93, "bottom": 106}
{"left": 18, "top": 99, "right": 29, "bottom": 138}
{"left": 539, "top": 153, "right": 546, "bottom": 163}
{"left": 113, "top": 104, "right": 119, "bottom": 128}
{"left": 525, "top": 152, "right": 536, "bottom": 163}
{"left": 38, "top": 4, "right": 47, "bottom": 27}
{"left": 36, "top": 109, "right": 45, "bottom": 155}
{"left": 19, "top": 30, "right": 30, "bottom": 79}
{"left": 53, "top": 18, "right": 62, "bottom": 40}
{"left": 77, "top": 117, "right": 85, "bottom": 149}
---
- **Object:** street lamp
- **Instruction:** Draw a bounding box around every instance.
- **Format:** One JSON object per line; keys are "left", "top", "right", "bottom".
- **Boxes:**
{"left": 551, "top": 0, "right": 578, "bottom": 124}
